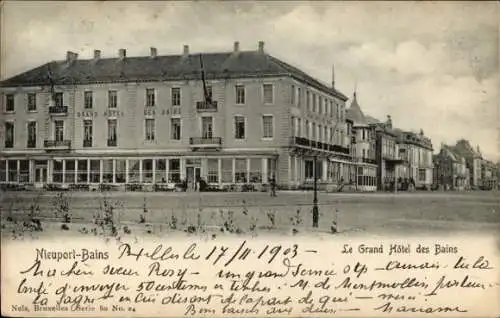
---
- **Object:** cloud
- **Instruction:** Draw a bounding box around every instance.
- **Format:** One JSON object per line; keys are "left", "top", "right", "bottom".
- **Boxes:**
{"left": 2, "top": 1, "right": 499, "bottom": 160}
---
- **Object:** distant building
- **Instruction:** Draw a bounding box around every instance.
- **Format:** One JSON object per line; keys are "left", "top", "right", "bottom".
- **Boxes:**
{"left": 481, "top": 159, "right": 498, "bottom": 190}
{"left": 393, "top": 129, "right": 434, "bottom": 190}
{"left": 452, "top": 139, "right": 483, "bottom": 189}
{"left": 433, "top": 143, "right": 469, "bottom": 190}
{"left": 346, "top": 92, "right": 377, "bottom": 192}
{"left": 370, "top": 115, "right": 405, "bottom": 191}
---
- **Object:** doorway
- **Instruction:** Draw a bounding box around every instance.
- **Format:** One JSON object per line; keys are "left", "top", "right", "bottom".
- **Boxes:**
{"left": 35, "top": 167, "right": 47, "bottom": 184}
{"left": 186, "top": 166, "right": 201, "bottom": 190}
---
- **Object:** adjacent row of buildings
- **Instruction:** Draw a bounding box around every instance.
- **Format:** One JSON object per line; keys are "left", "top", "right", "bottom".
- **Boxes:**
{"left": 433, "top": 140, "right": 498, "bottom": 190}
{"left": 0, "top": 42, "right": 497, "bottom": 191}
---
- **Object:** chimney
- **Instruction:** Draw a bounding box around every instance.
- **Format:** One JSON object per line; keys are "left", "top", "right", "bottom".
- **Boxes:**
{"left": 66, "top": 51, "right": 78, "bottom": 63}
{"left": 233, "top": 41, "right": 240, "bottom": 53}
{"left": 183, "top": 45, "right": 189, "bottom": 56}
{"left": 93, "top": 50, "right": 101, "bottom": 59}
{"left": 118, "top": 49, "right": 126, "bottom": 59}
{"left": 386, "top": 115, "right": 392, "bottom": 129}
{"left": 258, "top": 41, "right": 265, "bottom": 53}
{"left": 150, "top": 47, "right": 157, "bottom": 58}
{"left": 331, "top": 63, "right": 335, "bottom": 88}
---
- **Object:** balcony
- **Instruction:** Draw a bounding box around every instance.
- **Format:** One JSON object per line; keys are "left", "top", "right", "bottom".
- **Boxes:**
{"left": 44, "top": 140, "right": 71, "bottom": 150}
{"left": 83, "top": 139, "right": 92, "bottom": 148}
{"left": 196, "top": 101, "right": 218, "bottom": 112}
{"left": 291, "top": 136, "right": 350, "bottom": 155}
{"left": 361, "top": 157, "right": 377, "bottom": 165}
{"left": 107, "top": 139, "right": 117, "bottom": 147}
{"left": 48, "top": 106, "right": 68, "bottom": 115}
{"left": 189, "top": 137, "right": 222, "bottom": 150}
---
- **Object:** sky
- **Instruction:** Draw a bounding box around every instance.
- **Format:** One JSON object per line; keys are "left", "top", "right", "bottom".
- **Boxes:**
{"left": 1, "top": 1, "right": 499, "bottom": 161}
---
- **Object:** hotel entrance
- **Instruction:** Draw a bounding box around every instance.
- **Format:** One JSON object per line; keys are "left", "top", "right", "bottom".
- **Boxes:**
{"left": 34, "top": 160, "right": 48, "bottom": 187}
{"left": 185, "top": 159, "right": 201, "bottom": 190}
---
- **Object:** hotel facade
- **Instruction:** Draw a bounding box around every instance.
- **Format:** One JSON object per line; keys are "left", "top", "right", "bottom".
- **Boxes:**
{"left": 0, "top": 42, "right": 355, "bottom": 189}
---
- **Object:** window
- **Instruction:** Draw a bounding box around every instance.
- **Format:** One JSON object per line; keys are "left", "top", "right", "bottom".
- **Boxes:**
{"left": 234, "top": 116, "right": 245, "bottom": 139}
{"left": 297, "top": 87, "right": 301, "bottom": 106}
{"left": 291, "top": 85, "right": 295, "bottom": 104}
{"left": 202, "top": 117, "right": 213, "bottom": 138}
{"left": 107, "top": 119, "right": 117, "bottom": 142}
{"left": 143, "top": 159, "right": 153, "bottom": 183}
{"left": 262, "top": 115, "right": 274, "bottom": 139}
{"left": 171, "top": 88, "right": 181, "bottom": 106}
{"left": 312, "top": 123, "right": 316, "bottom": 139}
{"left": 54, "top": 92, "right": 63, "bottom": 107}
{"left": 27, "top": 93, "right": 36, "bottom": 111}
{"left": 84, "top": 91, "right": 93, "bottom": 109}
{"left": 108, "top": 91, "right": 117, "bottom": 108}
{"left": 291, "top": 117, "right": 296, "bottom": 136}
{"left": 235, "top": 159, "right": 247, "bottom": 183}
{"left": 305, "top": 120, "right": 310, "bottom": 138}
{"left": 54, "top": 120, "right": 64, "bottom": 142}
{"left": 305, "top": 160, "right": 314, "bottom": 179}
{"left": 319, "top": 98, "right": 323, "bottom": 114}
{"left": 168, "top": 159, "right": 180, "bottom": 182}
{"left": 306, "top": 91, "right": 310, "bottom": 111}
{"left": 312, "top": 94, "right": 317, "bottom": 112}
{"left": 83, "top": 120, "right": 92, "bottom": 147}
{"left": 171, "top": 118, "right": 181, "bottom": 140}
{"left": 145, "top": 118, "right": 155, "bottom": 141}
{"left": 235, "top": 85, "right": 245, "bottom": 104}
{"left": 207, "top": 159, "right": 218, "bottom": 183}
{"left": 263, "top": 84, "right": 274, "bottom": 104}
{"left": 318, "top": 125, "right": 323, "bottom": 141}
{"left": 5, "top": 94, "right": 14, "bottom": 112}
{"left": 419, "top": 168, "right": 426, "bottom": 182}
{"left": 5, "top": 122, "right": 14, "bottom": 148}
{"left": 27, "top": 121, "right": 36, "bottom": 148}
{"left": 297, "top": 118, "right": 302, "bottom": 137}
{"left": 146, "top": 88, "right": 155, "bottom": 106}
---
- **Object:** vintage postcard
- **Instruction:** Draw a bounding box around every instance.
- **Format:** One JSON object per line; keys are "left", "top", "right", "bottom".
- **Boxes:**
{"left": 0, "top": 1, "right": 499, "bottom": 317}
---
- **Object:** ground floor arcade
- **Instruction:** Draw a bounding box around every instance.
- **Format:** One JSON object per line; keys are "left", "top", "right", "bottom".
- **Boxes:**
{"left": 1, "top": 151, "right": 378, "bottom": 191}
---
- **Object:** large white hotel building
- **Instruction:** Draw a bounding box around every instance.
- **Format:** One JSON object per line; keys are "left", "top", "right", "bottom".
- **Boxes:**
{"left": 0, "top": 41, "right": 361, "bottom": 190}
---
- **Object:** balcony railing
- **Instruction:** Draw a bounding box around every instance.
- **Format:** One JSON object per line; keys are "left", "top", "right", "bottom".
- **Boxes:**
{"left": 83, "top": 139, "right": 92, "bottom": 148}
{"left": 4, "top": 141, "right": 13, "bottom": 148}
{"left": 27, "top": 140, "right": 36, "bottom": 148}
{"left": 361, "top": 157, "right": 377, "bottom": 165}
{"left": 107, "top": 139, "right": 117, "bottom": 147}
{"left": 48, "top": 106, "right": 68, "bottom": 115}
{"left": 196, "top": 101, "right": 218, "bottom": 112}
{"left": 44, "top": 140, "right": 71, "bottom": 149}
{"left": 189, "top": 137, "right": 222, "bottom": 149}
{"left": 291, "top": 136, "right": 350, "bottom": 155}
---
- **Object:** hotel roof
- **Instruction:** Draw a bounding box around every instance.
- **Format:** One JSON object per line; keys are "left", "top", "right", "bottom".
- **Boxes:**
{"left": 0, "top": 46, "right": 348, "bottom": 101}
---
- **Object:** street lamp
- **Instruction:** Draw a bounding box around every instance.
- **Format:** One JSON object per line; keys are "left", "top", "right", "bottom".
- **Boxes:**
{"left": 312, "top": 154, "right": 319, "bottom": 228}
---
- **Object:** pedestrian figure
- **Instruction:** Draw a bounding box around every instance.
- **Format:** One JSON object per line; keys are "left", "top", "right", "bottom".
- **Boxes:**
{"left": 269, "top": 174, "right": 277, "bottom": 197}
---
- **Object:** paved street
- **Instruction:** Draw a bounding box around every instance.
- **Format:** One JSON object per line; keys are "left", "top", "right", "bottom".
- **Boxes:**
{"left": 1, "top": 190, "right": 499, "bottom": 239}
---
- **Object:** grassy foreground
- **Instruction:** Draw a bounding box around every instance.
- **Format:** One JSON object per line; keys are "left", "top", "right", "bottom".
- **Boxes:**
{"left": 1, "top": 190, "right": 499, "bottom": 240}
